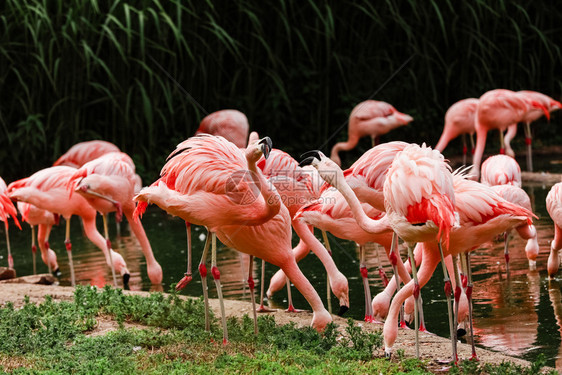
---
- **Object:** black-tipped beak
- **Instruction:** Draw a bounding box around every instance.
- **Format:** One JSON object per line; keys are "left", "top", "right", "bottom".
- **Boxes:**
{"left": 123, "top": 273, "right": 131, "bottom": 290}
{"left": 300, "top": 150, "right": 321, "bottom": 160}
{"left": 299, "top": 156, "right": 315, "bottom": 167}
{"left": 337, "top": 305, "right": 349, "bottom": 317}
{"left": 258, "top": 137, "right": 272, "bottom": 159}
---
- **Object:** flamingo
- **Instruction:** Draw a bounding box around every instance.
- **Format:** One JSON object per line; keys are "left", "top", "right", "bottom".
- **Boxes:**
{"left": 546, "top": 182, "right": 562, "bottom": 278}
{"left": 470, "top": 89, "right": 549, "bottom": 179}
{"left": 256, "top": 147, "right": 349, "bottom": 314}
{"left": 53, "top": 140, "right": 120, "bottom": 168}
{"left": 291, "top": 186, "right": 393, "bottom": 322}
{"left": 0, "top": 177, "right": 21, "bottom": 269}
{"left": 435, "top": 98, "right": 479, "bottom": 165}
{"left": 330, "top": 100, "right": 413, "bottom": 166}
{"left": 67, "top": 152, "right": 163, "bottom": 285}
{"left": 481, "top": 155, "right": 538, "bottom": 269}
{"left": 195, "top": 109, "right": 250, "bottom": 148}
{"left": 302, "top": 145, "right": 535, "bottom": 362}
{"left": 7, "top": 166, "right": 130, "bottom": 287}
{"left": 504, "top": 91, "right": 562, "bottom": 171}
{"left": 134, "top": 134, "right": 332, "bottom": 344}
{"left": 16, "top": 202, "right": 59, "bottom": 275}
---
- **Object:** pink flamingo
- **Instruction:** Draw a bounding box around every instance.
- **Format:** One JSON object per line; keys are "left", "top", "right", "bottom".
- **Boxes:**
{"left": 504, "top": 91, "right": 562, "bottom": 171}
{"left": 0, "top": 177, "right": 21, "bottom": 269}
{"left": 195, "top": 110, "right": 250, "bottom": 148}
{"left": 547, "top": 182, "right": 562, "bottom": 278}
{"left": 134, "top": 134, "right": 332, "bottom": 343}
{"left": 17, "top": 202, "right": 59, "bottom": 275}
{"left": 256, "top": 147, "right": 349, "bottom": 314}
{"left": 67, "top": 152, "right": 163, "bottom": 285}
{"left": 330, "top": 100, "right": 413, "bottom": 166}
{"left": 7, "top": 166, "right": 130, "bottom": 287}
{"left": 303, "top": 145, "right": 535, "bottom": 361}
{"left": 435, "top": 98, "right": 479, "bottom": 165}
{"left": 470, "top": 89, "right": 549, "bottom": 179}
{"left": 53, "top": 140, "right": 120, "bottom": 168}
{"left": 481, "top": 155, "right": 538, "bottom": 269}
{"left": 291, "top": 186, "right": 393, "bottom": 322}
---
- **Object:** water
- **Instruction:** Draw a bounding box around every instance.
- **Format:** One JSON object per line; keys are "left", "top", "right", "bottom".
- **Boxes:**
{"left": 2, "top": 155, "right": 562, "bottom": 369}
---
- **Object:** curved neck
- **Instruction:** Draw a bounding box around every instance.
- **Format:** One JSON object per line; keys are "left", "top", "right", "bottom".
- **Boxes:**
{"left": 330, "top": 134, "right": 361, "bottom": 164}
{"left": 247, "top": 156, "right": 281, "bottom": 223}
{"left": 333, "top": 178, "right": 391, "bottom": 235}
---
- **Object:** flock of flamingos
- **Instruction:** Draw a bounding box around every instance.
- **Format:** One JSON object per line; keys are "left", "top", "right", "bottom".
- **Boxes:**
{"left": 1, "top": 87, "right": 562, "bottom": 364}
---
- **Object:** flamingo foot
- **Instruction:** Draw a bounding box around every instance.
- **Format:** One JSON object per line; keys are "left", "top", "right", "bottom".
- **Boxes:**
{"left": 364, "top": 315, "right": 373, "bottom": 323}
{"left": 222, "top": 338, "right": 228, "bottom": 346}
{"left": 285, "top": 304, "right": 306, "bottom": 313}
{"left": 175, "top": 273, "right": 193, "bottom": 291}
{"left": 470, "top": 354, "right": 479, "bottom": 361}
{"left": 256, "top": 304, "right": 277, "bottom": 313}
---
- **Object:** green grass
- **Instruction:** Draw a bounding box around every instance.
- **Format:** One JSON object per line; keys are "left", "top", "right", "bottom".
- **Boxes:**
{"left": 0, "top": 286, "right": 556, "bottom": 374}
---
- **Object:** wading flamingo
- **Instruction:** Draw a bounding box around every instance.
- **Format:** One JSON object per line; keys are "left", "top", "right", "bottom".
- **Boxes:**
{"left": 470, "top": 89, "right": 549, "bottom": 179}
{"left": 481, "top": 155, "right": 538, "bottom": 269}
{"left": 330, "top": 100, "right": 413, "bottom": 166}
{"left": 547, "top": 183, "right": 562, "bottom": 278}
{"left": 292, "top": 186, "right": 393, "bottom": 322}
{"left": 16, "top": 202, "right": 59, "bottom": 275}
{"left": 257, "top": 147, "right": 349, "bottom": 314}
{"left": 504, "top": 91, "right": 562, "bottom": 171}
{"left": 302, "top": 145, "right": 535, "bottom": 362}
{"left": 195, "top": 109, "right": 250, "bottom": 148}
{"left": 7, "top": 166, "right": 130, "bottom": 287}
{"left": 134, "top": 135, "right": 332, "bottom": 344}
{"left": 0, "top": 177, "right": 21, "bottom": 269}
{"left": 68, "top": 152, "right": 163, "bottom": 285}
{"left": 435, "top": 98, "right": 479, "bottom": 165}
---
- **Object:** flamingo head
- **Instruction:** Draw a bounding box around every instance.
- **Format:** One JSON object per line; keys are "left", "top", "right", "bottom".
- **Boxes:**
{"left": 246, "top": 136, "right": 272, "bottom": 163}
{"left": 393, "top": 111, "right": 414, "bottom": 125}
{"left": 299, "top": 150, "right": 345, "bottom": 190}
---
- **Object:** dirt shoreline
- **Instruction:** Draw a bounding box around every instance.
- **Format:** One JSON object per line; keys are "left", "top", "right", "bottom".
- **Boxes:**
{"left": 0, "top": 279, "right": 556, "bottom": 373}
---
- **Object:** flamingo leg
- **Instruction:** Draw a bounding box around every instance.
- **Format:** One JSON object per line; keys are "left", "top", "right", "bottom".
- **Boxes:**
{"left": 452, "top": 254, "right": 462, "bottom": 361}
{"left": 5, "top": 224, "right": 13, "bottom": 269}
{"left": 248, "top": 255, "right": 258, "bottom": 334}
{"left": 31, "top": 225, "right": 37, "bottom": 275}
{"left": 465, "top": 252, "right": 478, "bottom": 360}
{"left": 438, "top": 241, "right": 457, "bottom": 364}
{"left": 210, "top": 232, "right": 228, "bottom": 344}
{"left": 175, "top": 222, "right": 193, "bottom": 291}
{"left": 407, "top": 244, "right": 420, "bottom": 358}
{"left": 389, "top": 233, "right": 405, "bottom": 327}
{"left": 504, "top": 232, "right": 510, "bottom": 276}
{"left": 321, "top": 230, "right": 333, "bottom": 314}
{"left": 102, "top": 214, "right": 119, "bottom": 287}
{"left": 499, "top": 129, "right": 505, "bottom": 155}
{"left": 284, "top": 277, "right": 305, "bottom": 312}
{"left": 198, "top": 232, "right": 211, "bottom": 332}
{"left": 524, "top": 122, "right": 533, "bottom": 172}
{"left": 257, "top": 259, "right": 276, "bottom": 312}
{"left": 64, "top": 219, "right": 76, "bottom": 287}
{"left": 374, "top": 243, "right": 389, "bottom": 287}
{"left": 359, "top": 244, "right": 373, "bottom": 322}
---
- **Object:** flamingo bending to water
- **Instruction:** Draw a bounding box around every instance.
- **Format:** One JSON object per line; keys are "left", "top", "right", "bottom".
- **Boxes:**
{"left": 134, "top": 135, "right": 332, "bottom": 344}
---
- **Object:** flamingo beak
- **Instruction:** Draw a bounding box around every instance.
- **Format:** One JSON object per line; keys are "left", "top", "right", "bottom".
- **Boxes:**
{"left": 299, "top": 150, "right": 322, "bottom": 167}
{"left": 258, "top": 137, "right": 272, "bottom": 159}
{"left": 338, "top": 305, "right": 349, "bottom": 316}
{"left": 123, "top": 272, "right": 130, "bottom": 290}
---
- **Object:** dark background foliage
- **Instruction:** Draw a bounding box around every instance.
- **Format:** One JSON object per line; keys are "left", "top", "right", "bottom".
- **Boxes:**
{"left": 1, "top": 0, "right": 561, "bottom": 181}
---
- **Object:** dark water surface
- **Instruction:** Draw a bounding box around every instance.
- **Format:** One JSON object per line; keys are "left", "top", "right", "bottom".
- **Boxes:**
{"left": 2, "top": 154, "right": 562, "bottom": 369}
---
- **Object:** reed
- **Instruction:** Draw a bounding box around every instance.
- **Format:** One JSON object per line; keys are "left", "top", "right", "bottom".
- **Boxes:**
{"left": 0, "top": 0, "right": 560, "bottom": 180}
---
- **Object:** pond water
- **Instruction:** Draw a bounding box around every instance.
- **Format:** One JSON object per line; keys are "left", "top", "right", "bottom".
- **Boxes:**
{"left": 2, "top": 153, "right": 562, "bottom": 369}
